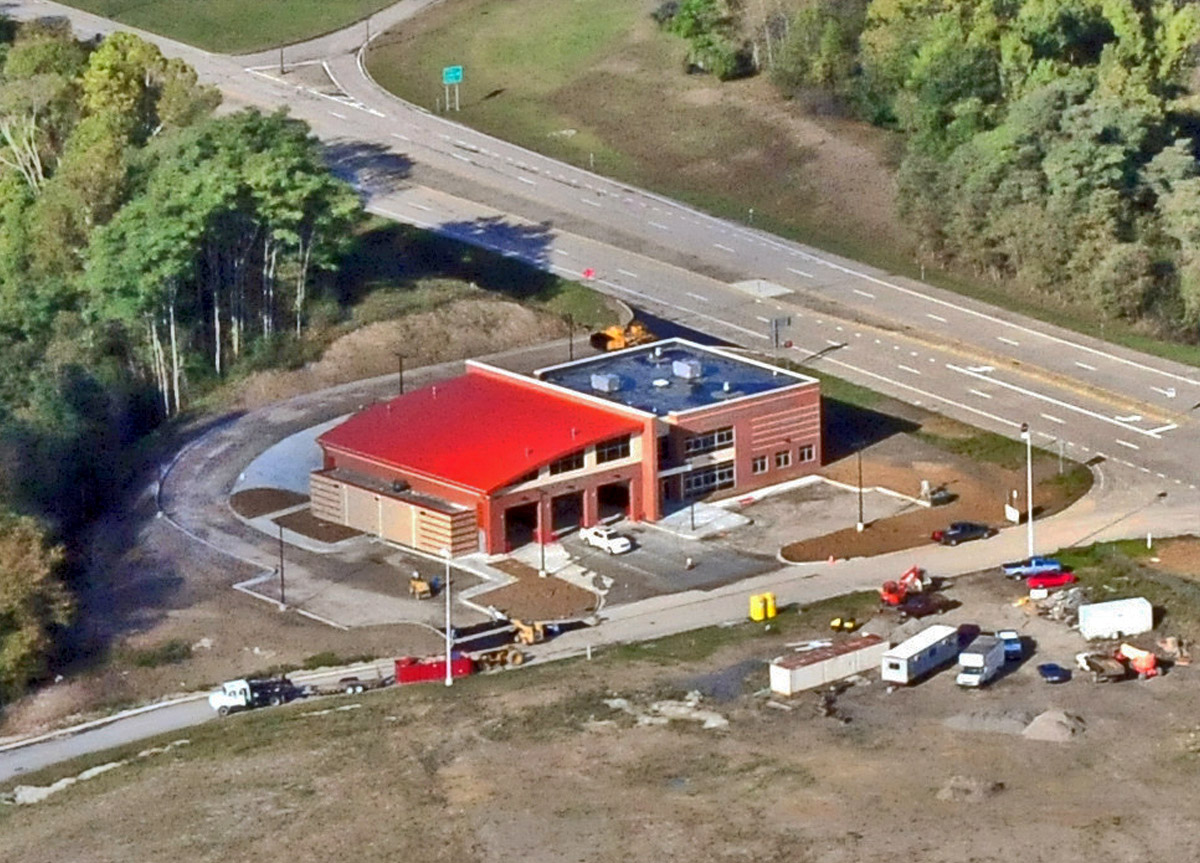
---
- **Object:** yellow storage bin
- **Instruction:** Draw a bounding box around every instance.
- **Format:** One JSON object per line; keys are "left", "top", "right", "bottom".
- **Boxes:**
{"left": 763, "top": 592, "right": 777, "bottom": 619}
{"left": 749, "top": 593, "right": 766, "bottom": 622}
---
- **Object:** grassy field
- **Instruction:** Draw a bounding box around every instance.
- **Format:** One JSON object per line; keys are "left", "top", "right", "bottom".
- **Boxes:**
{"left": 55, "top": 0, "right": 394, "bottom": 53}
{"left": 367, "top": 0, "right": 1200, "bottom": 369}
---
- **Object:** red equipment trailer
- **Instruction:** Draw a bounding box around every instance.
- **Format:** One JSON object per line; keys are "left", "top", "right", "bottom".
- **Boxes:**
{"left": 395, "top": 653, "right": 474, "bottom": 684}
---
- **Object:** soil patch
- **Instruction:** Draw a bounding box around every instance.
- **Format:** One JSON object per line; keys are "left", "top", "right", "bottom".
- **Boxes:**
{"left": 1153, "top": 537, "right": 1200, "bottom": 577}
{"left": 273, "top": 508, "right": 362, "bottom": 543}
{"left": 229, "top": 488, "right": 308, "bottom": 519}
{"left": 477, "top": 558, "right": 598, "bottom": 620}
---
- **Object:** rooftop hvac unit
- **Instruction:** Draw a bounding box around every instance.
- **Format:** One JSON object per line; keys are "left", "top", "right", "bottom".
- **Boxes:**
{"left": 590, "top": 373, "right": 622, "bottom": 393}
{"left": 672, "top": 358, "right": 703, "bottom": 380}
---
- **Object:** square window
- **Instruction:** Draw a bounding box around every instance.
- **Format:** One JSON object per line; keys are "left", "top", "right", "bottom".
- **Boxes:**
{"left": 775, "top": 450, "right": 791, "bottom": 469}
{"left": 798, "top": 444, "right": 816, "bottom": 463}
{"left": 752, "top": 455, "right": 768, "bottom": 475}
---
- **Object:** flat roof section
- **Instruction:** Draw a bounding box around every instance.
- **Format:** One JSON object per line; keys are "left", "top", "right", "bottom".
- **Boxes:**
{"left": 537, "top": 339, "right": 817, "bottom": 416}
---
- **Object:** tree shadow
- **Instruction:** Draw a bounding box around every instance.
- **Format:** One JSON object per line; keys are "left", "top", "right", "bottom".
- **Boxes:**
{"left": 325, "top": 140, "right": 413, "bottom": 197}
{"left": 335, "top": 217, "right": 560, "bottom": 306}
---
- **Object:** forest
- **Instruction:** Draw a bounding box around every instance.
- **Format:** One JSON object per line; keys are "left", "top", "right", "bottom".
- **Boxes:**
{"left": 0, "top": 18, "right": 361, "bottom": 696}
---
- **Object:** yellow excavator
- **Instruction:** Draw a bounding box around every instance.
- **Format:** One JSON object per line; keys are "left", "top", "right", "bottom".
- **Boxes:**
{"left": 408, "top": 573, "right": 433, "bottom": 600}
{"left": 511, "top": 619, "right": 546, "bottom": 646}
{"left": 590, "top": 321, "right": 655, "bottom": 352}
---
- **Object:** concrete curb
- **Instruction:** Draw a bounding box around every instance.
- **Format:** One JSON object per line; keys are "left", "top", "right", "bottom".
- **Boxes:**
{"left": 0, "top": 693, "right": 210, "bottom": 755}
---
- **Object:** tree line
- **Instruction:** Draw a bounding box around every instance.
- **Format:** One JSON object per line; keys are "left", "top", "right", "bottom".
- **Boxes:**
{"left": 0, "top": 17, "right": 361, "bottom": 698}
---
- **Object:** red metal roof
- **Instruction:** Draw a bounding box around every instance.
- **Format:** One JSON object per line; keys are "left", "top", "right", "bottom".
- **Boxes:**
{"left": 318, "top": 369, "right": 643, "bottom": 494}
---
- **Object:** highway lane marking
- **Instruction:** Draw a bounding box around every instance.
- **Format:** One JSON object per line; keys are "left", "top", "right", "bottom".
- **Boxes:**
{"left": 580, "top": 197, "right": 601, "bottom": 208}
{"left": 969, "top": 389, "right": 992, "bottom": 399}
{"left": 1040, "top": 413, "right": 1065, "bottom": 425}
{"left": 553, "top": 249, "right": 571, "bottom": 256}
{"left": 649, "top": 222, "right": 670, "bottom": 231}
{"left": 853, "top": 289, "right": 875, "bottom": 299}
{"left": 685, "top": 292, "right": 711, "bottom": 303}
{"left": 947, "top": 364, "right": 1165, "bottom": 438}
{"left": 1150, "top": 385, "right": 1177, "bottom": 398}
{"left": 756, "top": 316, "right": 771, "bottom": 323}
{"left": 1075, "top": 361, "right": 1096, "bottom": 371}
{"left": 714, "top": 243, "right": 735, "bottom": 253}
{"left": 787, "top": 267, "right": 814, "bottom": 278}
{"left": 518, "top": 176, "right": 536, "bottom": 186}
{"left": 926, "top": 313, "right": 948, "bottom": 323}
{"left": 329, "top": 111, "right": 347, "bottom": 119}
{"left": 405, "top": 202, "right": 432, "bottom": 212}
{"left": 898, "top": 364, "right": 922, "bottom": 375}
{"left": 451, "top": 153, "right": 472, "bottom": 163}
{"left": 1116, "top": 439, "right": 1141, "bottom": 450}
{"left": 390, "top": 133, "right": 411, "bottom": 142}
{"left": 826, "top": 339, "right": 843, "bottom": 347}
{"left": 617, "top": 269, "right": 639, "bottom": 278}
{"left": 1148, "top": 423, "right": 1178, "bottom": 435}
{"left": 996, "top": 336, "right": 1020, "bottom": 346}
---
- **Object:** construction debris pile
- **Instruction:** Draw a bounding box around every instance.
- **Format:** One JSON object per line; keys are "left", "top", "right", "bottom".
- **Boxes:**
{"left": 603, "top": 690, "right": 729, "bottom": 730}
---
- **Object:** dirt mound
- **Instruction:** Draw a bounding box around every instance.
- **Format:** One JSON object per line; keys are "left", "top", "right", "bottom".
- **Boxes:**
{"left": 1022, "top": 710, "right": 1086, "bottom": 743}
{"left": 232, "top": 299, "right": 567, "bottom": 408}
{"left": 944, "top": 710, "right": 1035, "bottom": 736}
{"left": 936, "top": 775, "right": 1006, "bottom": 802}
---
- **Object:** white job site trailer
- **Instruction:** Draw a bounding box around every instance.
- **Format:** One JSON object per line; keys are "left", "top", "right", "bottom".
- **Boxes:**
{"left": 1078, "top": 597, "right": 1153, "bottom": 640}
{"left": 881, "top": 624, "right": 959, "bottom": 684}
{"left": 769, "top": 635, "right": 888, "bottom": 696}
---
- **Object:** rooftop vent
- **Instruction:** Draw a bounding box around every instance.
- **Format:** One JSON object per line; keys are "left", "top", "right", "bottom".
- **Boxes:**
{"left": 652, "top": 378, "right": 670, "bottom": 388}
{"left": 590, "top": 373, "right": 622, "bottom": 393}
{"left": 672, "top": 358, "right": 703, "bottom": 380}
{"left": 391, "top": 479, "right": 410, "bottom": 493}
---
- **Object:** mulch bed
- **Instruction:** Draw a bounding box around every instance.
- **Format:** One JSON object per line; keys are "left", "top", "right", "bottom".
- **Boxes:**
{"left": 274, "top": 508, "right": 363, "bottom": 543}
{"left": 230, "top": 487, "right": 309, "bottom": 518}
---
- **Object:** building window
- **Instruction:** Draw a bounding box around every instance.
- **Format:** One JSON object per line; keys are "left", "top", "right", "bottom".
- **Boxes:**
{"left": 596, "top": 435, "right": 632, "bottom": 463}
{"left": 683, "top": 462, "right": 735, "bottom": 498}
{"left": 549, "top": 450, "right": 585, "bottom": 475}
{"left": 752, "top": 455, "right": 768, "bottom": 475}
{"left": 512, "top": 468, "right": 540, "bottom": 485}
{"left": 775, "top": 450, "right": 792, "bottom": 469}
{"left": 798, "top": 444, "right": 815, "bottom": 463}
{"left": 657, "top": 435, "right": 670, "bottom": 464}
{"left": 684, "top": 426, "right": 734, "bottom": 456}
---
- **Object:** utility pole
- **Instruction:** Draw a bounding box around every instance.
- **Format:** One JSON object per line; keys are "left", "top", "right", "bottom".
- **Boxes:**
{"left": 277, "top": 524, "right": 286, "bottom": 608}
{"left": 1021, "top": 423, "right": 1034, "bottom": 558}
{"left": 565, "top": 313, "right": 574, "bottom": 361}
{"left": 442, "top": 549, "right": 453, "bottom": 686}
{"left": 278, "top": 47, "right": 284, "bottom": 76}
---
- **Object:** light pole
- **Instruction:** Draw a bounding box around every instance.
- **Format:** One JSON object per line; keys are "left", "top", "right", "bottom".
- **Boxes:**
{"left": 855, "top": 445, "right": 865, "bottom": 533}
{"left": 441, "top": 548, "right": 453, "bottom": 686}
{"left": 1021, "top": 423, "right": 1034, "bottom": 558}
{"left": 538, "top": 490, "right": 548, "bottom": 578}
{"left": 565, "top": 313, "right": 575, "bottom": 361}
{"left": 393, "top": 351, "right": 405, "bottom": 396}
{"left": 277, "top": 524, "right": 286, "bottom": 608}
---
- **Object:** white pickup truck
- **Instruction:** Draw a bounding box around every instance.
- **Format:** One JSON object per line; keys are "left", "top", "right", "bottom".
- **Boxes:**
{"left": 579, "top": 525, "right": 633, "bottom": 555}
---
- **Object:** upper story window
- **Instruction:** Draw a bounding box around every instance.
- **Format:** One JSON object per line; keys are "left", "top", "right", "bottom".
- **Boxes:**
{"left": 596, "top": 435, "right": 632, "bottom": 463}
{"left": 549, "top": 450, "right": 585, "bottom": 475}
{"left": 684, "top": 426, "right": 734, "bottom": 456}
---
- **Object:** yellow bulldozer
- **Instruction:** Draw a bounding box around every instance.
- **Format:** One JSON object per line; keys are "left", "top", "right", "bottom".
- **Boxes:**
{"left": 589, "top": 322, "right": 655, "bottom": 352}
{"left": 408, "top": 573, "right": 433, "bottom": 600}
{"left": 511, "top": 619, "right": 546, "bottom": 646}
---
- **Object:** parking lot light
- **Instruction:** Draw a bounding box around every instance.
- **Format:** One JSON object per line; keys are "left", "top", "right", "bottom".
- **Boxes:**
{"left": 441, "top": 548, "right": 452, "bottom": 686}
{"left": 1021, "top": 423, "right": 1034, "bottom": 558}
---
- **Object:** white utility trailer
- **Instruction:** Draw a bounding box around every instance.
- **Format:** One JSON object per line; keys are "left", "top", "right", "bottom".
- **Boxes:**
{"left": 880, "top": 624, "right": 959, "bottom": 684}
{"left": 769, "top": 635, "right": 888, "bottom": 696}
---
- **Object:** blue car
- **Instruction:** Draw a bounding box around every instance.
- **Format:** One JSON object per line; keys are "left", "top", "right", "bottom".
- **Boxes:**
{"left": 1036, "top": 663, "right": 1072, "bottom": 684}
{"left": 1001, "top": 556, "right": 1062, "bottom": 579}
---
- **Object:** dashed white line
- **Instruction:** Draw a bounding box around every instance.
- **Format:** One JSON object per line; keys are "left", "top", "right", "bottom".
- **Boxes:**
{"left": 1116, "top": 439, "right": 1141, "bottom": 450}
{"left": 853, "top": 289, "right": 875, "bottom": 299}
{"left": 1040, "top": 413, "right": 1065, "bottom": 425}
{"left": 787, "top": 267, "right": 814, "bottom": 278}
{"left": 997, "top": 336, "right": 1020, "bottom": 347}
{"left": 685, "top": 292, "right": 710, "bottom": 303}
{"left": 405, "top": 202, "right": 432, "bottom": 212}
{"left": 617, "top": 269, "right": 639, "bottom": 279}
{"left": 1148, "top": 423, "right": 1178, "bottom": 435}
{"left": 898, "top": 364, "right": 922, "bottom": 375}
{"left": 553, "top": 249, "right": 571, "bottom": 257}
{"left": 968, "top": 389, "right": 992, "bottom": 399}
{"left": 755, "top": 316, "right": 771, "bottom": 323}
{"left": 580, "top": 197, "right": 601, "bottom": 208}
{"left": 714, "top": 243, "right": 735, "bottom": 253}
{"left": 390, "top": 133, "right": 411, "bottom": 142}
{"left": 926, "top": 313, "right": 948, "bottom": 323}
{"left": 329, "top": 111, "right": 347, "bottom": 119}
{"left": 1075, "top": 361, "right": 1096, "bottom": 371}
{"left": 517, "top": 176, "right": 536, "bottom": 186}
{"left": 649, "top": 222, "right": 670, "bottom": 231}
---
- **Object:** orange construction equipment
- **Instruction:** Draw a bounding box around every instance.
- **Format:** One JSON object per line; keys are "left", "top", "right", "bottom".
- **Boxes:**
{"left": 589, "top": 322, "right": 655, "bottom": 352}
{"left": 880, "top": 566, "right": 928, "bottom": 606}
{"left": 1117, "top": 643, "right": 1159, "bottom": 678}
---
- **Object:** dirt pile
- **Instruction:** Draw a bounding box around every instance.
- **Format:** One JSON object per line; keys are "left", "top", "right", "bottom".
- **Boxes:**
{"left": 1022, "top": 710, "right": 1086, "bottom": 743}
{"left": 232, "top": 299, "right": 567, "bottom": 408}
{"left": 936, "top": 775, "right": 1006, "bottom": 802}
{"left": 944, "top": 710, "right": 1036, "bottom": 736}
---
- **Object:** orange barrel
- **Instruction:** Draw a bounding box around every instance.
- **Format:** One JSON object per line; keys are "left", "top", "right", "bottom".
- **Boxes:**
{"left": 764, "top": 592, "right": 777, "bottom": 619}
{"left": 749, "top": 593, "right": 766, "bottom": 622}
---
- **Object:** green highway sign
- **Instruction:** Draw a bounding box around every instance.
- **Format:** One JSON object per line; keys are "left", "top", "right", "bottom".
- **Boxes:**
{"left": 442, "top": 65, "right": 463, "bottom": 85}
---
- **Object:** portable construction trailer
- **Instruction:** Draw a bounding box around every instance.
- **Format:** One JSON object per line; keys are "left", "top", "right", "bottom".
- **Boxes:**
{"left": 1078, "top": 597, "right": 1153, "bottom": 641}
{"left": 881, "top": 624, "right": 960, "bottom": 684}
{"left": 769, "top": 635, "right": 888, "bottom": 696}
